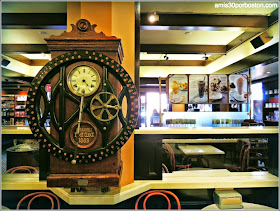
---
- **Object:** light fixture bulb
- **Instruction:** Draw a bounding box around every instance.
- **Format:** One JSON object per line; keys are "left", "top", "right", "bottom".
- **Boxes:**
{"left": 148, "top": 12, "right": 159, "bottom": 23}
{"left": 266, "top": 71, "right": 271, "bottom": 74}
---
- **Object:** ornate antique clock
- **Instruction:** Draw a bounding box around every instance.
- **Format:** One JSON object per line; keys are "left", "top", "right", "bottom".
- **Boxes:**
{"left": 26, "top": 19, "right": 138, "bottom": 190}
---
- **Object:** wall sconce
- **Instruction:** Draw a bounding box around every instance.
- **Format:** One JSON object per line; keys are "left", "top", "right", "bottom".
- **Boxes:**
{"left": 148, "top": 12, "right": 159, "bottom": 23}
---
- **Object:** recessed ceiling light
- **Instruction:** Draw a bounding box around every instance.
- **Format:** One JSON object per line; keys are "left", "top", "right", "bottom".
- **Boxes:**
{"left": 266, "top": 71, "right": 271, "bottom": 74}
{"left": 185, "top": 32, "right": 191, "bottom": 35}
{"left": 40, "top": 31, "right": 48, "bottom": 35}
{"left": 148, "top": 12, "right": 159, "bottom": 23}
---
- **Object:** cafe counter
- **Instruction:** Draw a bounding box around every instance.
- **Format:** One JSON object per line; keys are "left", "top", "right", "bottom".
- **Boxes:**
{"left": 134, "top": 126, "right": 278, "bottom": 135}
{"left": 2, "top": 126, "right": 277, "bottom": 135}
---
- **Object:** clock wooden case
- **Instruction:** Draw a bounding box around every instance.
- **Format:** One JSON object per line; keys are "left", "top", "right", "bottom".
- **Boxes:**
{"left": 26, "top": 19, "right": 138, "bottom": 189}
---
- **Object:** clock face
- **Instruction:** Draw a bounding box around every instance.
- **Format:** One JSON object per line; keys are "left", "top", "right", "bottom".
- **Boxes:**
{"left": 67, "top": 65, "right": 101, "bottom": 97}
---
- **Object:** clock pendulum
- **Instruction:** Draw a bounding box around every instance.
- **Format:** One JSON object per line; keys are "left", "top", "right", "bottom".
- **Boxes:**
{"left": 71, "top": 89, "right": 85, "bottom": 165}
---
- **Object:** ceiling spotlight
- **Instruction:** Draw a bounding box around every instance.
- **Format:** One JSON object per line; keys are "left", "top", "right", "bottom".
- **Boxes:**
{"left": 184, "top": 32, "right": 191, "bottom": 35}
{"left": 266, "top": 71, "right": 271, "bottom": 74}
{"left": 163, "top": 54, "right": 169, "bottom": 60}
{"left": 202, "top": 53, "right": 209, "bottom": 61}
{"left": 148, "top": 12, "right": 159, "bottom": 23}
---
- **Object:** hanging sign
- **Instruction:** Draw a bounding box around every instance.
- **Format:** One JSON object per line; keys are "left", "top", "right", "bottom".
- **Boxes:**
{"left": 209, "top": 75, "right": 228, "bottom": 104}
{"left": 167, "top": 74, "right": 188, "bottom": 104}
{"left": 229, "top": 74, "right": 248, "bottom": 104}
{"left": 189, "top": 74, "right": 208, "bottom": 104}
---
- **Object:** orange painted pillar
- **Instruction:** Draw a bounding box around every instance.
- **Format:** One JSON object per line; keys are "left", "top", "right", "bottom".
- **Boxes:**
{"left": 112, "top": 2, "right": 135, "bottom": 187}
{"left": 67, "top": 2, "right": 135, "bottom": 187}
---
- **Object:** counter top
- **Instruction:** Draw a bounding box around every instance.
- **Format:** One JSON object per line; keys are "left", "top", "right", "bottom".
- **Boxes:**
{"left": 2, "top": 170, "right": 278, "bottom": 205}
{"left": 135, "top": 126, "right": 278, "bottom": 135}
{"left": 2, "top": 126, "right": 278, "bottom": 135}
{"left": 1, "top": 126, "right": 50, "bottom": 135}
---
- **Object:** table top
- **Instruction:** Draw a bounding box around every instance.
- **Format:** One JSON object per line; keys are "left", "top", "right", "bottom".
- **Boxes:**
{"left": 202, "top": 202, "right": 275, "bottom": 210}
{"left": 135, "top": 126, "right": 279, "bottom": 135}
{"left": 2, "top": 170, "right": 278, "bottom": 205}
{"left": 178, "top": 144, "right": 225, "bottom": 155}
{"left": 163, "top": 138, "right": 239, "bottom": 143}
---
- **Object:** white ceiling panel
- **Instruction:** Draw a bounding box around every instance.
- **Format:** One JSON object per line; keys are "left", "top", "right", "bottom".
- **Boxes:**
{"left": 21, "top": 53, "right": 51, "bottom": 60}
{"left": 140, "top": 53, "right": 212, "bottom": 60}
{"left": 2, "top": 29, "right": 65, "bottom": 44}
{"left": 140, "top": 30, "right": 244, "bottom": 45}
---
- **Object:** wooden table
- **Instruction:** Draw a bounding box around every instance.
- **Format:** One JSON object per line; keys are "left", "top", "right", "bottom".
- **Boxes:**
{"left": 178, "top": 145, "right": 225, "bottom": 155}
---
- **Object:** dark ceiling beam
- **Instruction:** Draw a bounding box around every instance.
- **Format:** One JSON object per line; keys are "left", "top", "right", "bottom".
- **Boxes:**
{"left": 226, "top": 32, "right": 260, "bottom": 52}
{"left": 140, "top": 13, "right": 268, "bottom": 32}
{"left": 227, "top": 9, "right": 278, "bottom": 52}
{"left": 6, "top": 77, "right": 34, "bottom": 83}
{"left": 2, "top": 13, "right": 67, "bottom": 29}
{"left": 214, "top": 43, "right": 278, "bottom": 74}
{"left": 2, "top": 76, "right": 31, "bottom": 85}
{"left": 2, "top": 44, "right": 49, "bottom": 54}
{"left": 140, "top": 77, "right": 166, "bottom": 85}
{"left": 268, "top": 8, "right": 278, "bottom": 26}
{"left": 141, "top": 44, "right": 226, "bottom": 54}
{"left": 140, "top": 60, "right": 211, "bottom": 66}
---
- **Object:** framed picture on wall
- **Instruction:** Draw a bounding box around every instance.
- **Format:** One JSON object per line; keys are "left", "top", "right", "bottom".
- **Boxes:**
{"left": 229, "top": 74, "right": 248, "bottom": 104}
{"left": 209, "top": 75, "right": 228, "bottom": 104}
{"left": 189, "top": 74, "right": 208, "bottom": 104}
{"left": 167, "top": 74, "right": 188, "bottom": 104}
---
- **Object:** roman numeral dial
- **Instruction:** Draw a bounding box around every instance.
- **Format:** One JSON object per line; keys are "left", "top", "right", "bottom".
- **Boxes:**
{"left": 67, "top": 65, "right": 101, "bottom": 97}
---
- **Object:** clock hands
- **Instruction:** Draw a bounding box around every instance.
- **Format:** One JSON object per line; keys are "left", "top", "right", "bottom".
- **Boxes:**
{"left": 71, "top": 89, "right": 85, "bottom": 165}
{"left": 82, "top": 79, "right": 89, "bottom": 87}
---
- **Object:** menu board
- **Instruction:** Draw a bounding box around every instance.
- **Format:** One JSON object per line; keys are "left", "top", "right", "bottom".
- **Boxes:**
{"left": 189, "top": 75, "right": 208, "bottom": 104}
{"left": 168, "top": 74, "right": 188, "bottom": 104}
{"left": 209, "top": 75, "right": 228, "bottom": 104}
{"left": 229, "top": 74, "right": 248, "bottom": 104}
